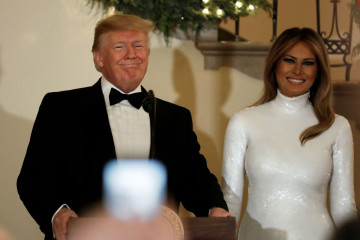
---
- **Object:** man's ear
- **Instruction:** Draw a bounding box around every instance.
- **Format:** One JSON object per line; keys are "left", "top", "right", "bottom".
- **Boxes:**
{"left": 93, "top": 50, "right": 103, "bottom": 69}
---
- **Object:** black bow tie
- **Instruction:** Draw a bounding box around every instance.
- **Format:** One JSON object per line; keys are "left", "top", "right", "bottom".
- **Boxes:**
{"left": 109, "top": 88, "right": 146, "bottom": 109}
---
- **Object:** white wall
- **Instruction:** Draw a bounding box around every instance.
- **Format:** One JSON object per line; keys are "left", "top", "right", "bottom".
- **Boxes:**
{"left": 0, "top": 1, "right": 101, "bottom": 239}
{"left": 0, "top": 0, "right": 358, "bottom": 239}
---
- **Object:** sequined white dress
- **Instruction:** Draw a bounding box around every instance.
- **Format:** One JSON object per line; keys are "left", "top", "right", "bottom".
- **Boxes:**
{"left": 222, "top": 91, "right": 357, "bottom": 240}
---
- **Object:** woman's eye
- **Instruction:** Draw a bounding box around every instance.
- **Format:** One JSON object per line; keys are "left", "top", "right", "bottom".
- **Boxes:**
{"left": 303, "top": 61, "right": 315, "bottom": 66}
{"left": 283, "top": 57, "right": 295, "bottom": 64}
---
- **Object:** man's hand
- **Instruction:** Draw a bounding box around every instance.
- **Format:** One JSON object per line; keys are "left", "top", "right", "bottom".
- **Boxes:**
{"left": 53, "top": 207, "right": 78, "bottom": 240}
{"left": 209, "top": 207, "right": 232, "bottom": 217}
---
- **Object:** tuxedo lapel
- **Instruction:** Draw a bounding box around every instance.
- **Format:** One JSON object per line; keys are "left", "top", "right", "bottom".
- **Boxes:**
{"left": 80, "top": 80, "right": 116, "bottom": 163}
{"left": 151, "top": 100, "right": 175, "bottom": 164}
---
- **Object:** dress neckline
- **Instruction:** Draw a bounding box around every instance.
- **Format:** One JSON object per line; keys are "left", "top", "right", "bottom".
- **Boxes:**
{"left": 272, "top": 90, "right": 311, "bottom": 113}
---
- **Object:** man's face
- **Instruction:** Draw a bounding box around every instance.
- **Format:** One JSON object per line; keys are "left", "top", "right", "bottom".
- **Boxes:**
{"left": 93, "top": 30, "right": 149, "bottom": 93}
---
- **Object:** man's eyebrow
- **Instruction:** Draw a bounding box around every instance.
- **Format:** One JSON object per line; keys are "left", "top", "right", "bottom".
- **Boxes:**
{"left": 133, "top": 39, "right": 146, "bottom": 43}
{"left": 114, "top": 40, "right": 145, "bottom": 44}
{"left": 114, "top": 41, "right": 126, "bottom": 45}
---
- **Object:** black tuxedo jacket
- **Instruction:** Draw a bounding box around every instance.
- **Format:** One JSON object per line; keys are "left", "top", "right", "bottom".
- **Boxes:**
{"left": 17, "top": 80, "right": 228, "bottom": 238}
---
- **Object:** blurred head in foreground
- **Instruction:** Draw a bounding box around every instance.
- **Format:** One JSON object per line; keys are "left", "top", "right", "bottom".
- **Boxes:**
{"left": 103, "top": 160, "right": 167, "bottom": 221}
{"left": 67, "top": 160, "right": 184, "bottom": 240}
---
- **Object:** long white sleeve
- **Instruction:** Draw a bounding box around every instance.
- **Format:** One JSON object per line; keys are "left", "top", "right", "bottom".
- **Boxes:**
{"left": 330, "top": 116, "right": 357, "bottom": 226}
{"left": 222, "top": 113, "right": 247, "bottom": 223}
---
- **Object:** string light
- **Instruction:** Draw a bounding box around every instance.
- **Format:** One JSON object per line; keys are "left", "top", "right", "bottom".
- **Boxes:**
{"left": 202, "top": 8, "right": 210, "bottom": 15}
{"left": 216, "top": 8, "right": 224, "bottom": 17}
{"left": 201, "top": 0, "right": 259, "bottom": 18}
{"left": 235, "top": 1, "right": 243, "bottom": 9}
{"left": 247, "top": 4, "right": 255, "bottom": 12}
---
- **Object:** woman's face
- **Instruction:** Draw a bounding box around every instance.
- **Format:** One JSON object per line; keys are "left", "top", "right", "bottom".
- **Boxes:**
{"left": 275, "top": 41, "right": 318, "bottom": 97}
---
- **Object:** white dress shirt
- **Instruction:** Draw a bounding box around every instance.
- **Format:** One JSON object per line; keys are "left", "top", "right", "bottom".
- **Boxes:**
{"left": 101, "top": 77, "right": 151, "bottom": 159}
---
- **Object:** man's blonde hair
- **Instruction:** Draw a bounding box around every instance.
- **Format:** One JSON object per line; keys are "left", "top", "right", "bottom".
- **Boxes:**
{"left": 92, "top": 13, "right": 154, "bottom": 52}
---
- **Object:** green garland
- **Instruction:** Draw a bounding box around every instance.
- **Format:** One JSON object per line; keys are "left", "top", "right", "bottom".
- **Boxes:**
{"left": 87, "top": 0, "right": 272, "bottom": 44}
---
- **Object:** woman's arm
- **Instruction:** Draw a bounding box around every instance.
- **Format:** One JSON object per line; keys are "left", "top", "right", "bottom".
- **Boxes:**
{"left": 330, "top": 117, "right": 357, "bottom": 227}
{"left": 222, "top": 113, "right": 247, "bottom": 223}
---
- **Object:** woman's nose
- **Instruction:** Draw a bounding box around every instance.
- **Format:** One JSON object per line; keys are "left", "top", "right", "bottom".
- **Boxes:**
{"left": 292, "top": 63, "right": 302, "bottom": 75}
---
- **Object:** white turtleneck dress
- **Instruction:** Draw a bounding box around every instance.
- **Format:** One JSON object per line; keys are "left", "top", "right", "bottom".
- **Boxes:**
{"left": 222, "top": 91, "right": 357, "bottom": 240}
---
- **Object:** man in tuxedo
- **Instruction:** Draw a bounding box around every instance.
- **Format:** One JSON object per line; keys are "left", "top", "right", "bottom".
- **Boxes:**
{"left": 17, "top": 14, "right": 230, "bottom": 240}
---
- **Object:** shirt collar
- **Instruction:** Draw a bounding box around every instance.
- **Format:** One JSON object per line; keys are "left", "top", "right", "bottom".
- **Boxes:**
{"left": 101, "top": 76, "right": 142, "bottom": 107}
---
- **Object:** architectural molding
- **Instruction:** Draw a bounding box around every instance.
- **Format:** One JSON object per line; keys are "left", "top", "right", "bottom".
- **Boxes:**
{"left": 196, "top": 41, "right": 272, "bottom": 79}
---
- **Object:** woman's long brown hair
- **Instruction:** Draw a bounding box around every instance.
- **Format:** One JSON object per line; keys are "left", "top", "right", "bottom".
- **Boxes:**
{"left": 254, "top": 27, "right": 334, "bottom": 145}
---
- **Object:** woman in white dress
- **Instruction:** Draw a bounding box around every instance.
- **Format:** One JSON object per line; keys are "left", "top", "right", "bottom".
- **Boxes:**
{"left": 221, "top": 28, "right": 357, "bottom": 240}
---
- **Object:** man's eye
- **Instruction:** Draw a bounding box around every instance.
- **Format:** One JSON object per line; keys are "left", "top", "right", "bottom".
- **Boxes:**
{"left": 135, "top": 44, "right": 144, "bottom": 49}
{"left": 283, "top": 57, "right": 295, "bottom": 64}
{"left": 115, "top": 45, "right": 125, "bottom": 49}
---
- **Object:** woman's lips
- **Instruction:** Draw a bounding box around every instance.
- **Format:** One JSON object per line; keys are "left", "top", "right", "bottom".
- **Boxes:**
{"left": 287, "top": 78, "right": 305, "bottom": 83}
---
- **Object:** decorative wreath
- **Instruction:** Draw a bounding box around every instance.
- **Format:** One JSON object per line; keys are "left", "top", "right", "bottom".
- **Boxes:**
{"left": 87, "top": 0, "right": 272, "bottom": 44}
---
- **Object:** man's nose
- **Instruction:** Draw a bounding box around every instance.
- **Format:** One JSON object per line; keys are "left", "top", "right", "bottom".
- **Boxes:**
{"left": 125, "top": 46, "right": 136, "bottom": 59}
